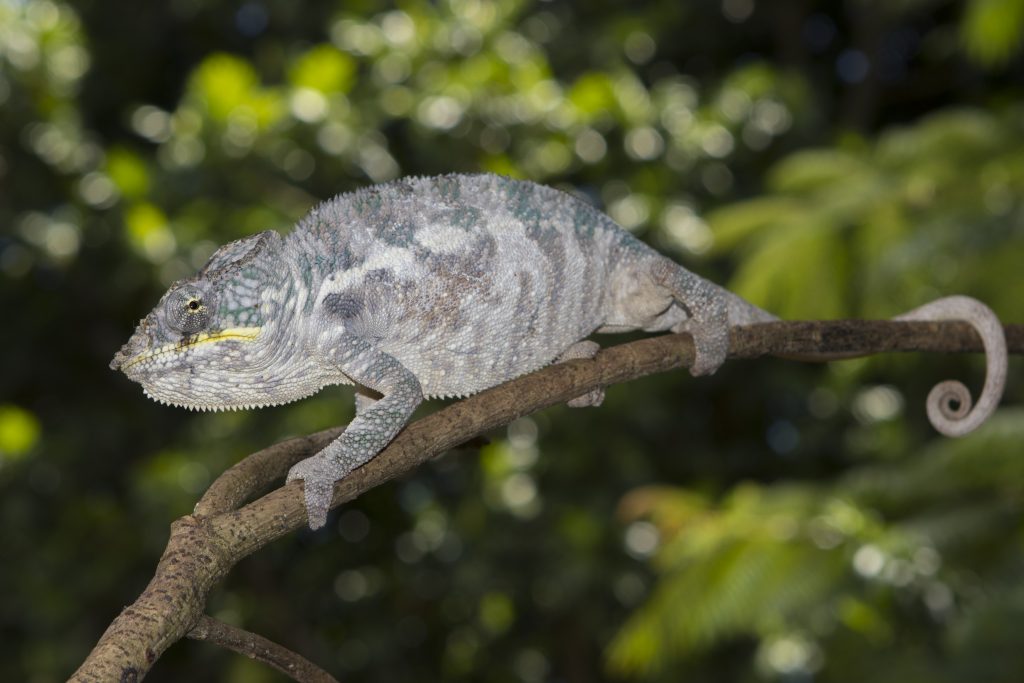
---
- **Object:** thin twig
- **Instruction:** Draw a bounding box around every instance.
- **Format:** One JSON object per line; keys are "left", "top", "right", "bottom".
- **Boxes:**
{"left": 188, "top": 615, "right": 339, "bottom": 683}
{"left": 72, "top": 320, "right": 1024, "bottom": 681}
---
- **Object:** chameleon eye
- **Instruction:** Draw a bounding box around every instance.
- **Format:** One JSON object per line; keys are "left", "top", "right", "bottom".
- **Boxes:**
{"left": 165, "top": 285, "right": 212, "bottom": 334}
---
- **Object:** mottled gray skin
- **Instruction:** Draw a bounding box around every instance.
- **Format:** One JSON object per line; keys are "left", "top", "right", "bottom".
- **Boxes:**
{"left": 111, "top": 173, "right": 1006, "bottom": 529}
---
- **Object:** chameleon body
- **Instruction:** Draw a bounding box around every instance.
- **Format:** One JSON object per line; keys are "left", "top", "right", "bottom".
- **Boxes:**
{"left": 111, "top": 174, "right": 1007, "bottom": 529}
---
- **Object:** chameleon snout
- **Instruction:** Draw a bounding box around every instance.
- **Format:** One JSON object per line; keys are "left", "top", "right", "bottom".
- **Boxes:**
{"left": 110, "top": 327, "right": 152, "bottom": 372}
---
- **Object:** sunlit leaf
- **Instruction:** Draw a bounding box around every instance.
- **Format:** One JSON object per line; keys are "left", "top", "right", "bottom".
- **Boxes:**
{"left": 706, "top": 197, "right": 807, "bottom": 250}
{"left": 247, "top": 89, "right": 286, "bottom": 129}
{"left": 961, "top": 0, "right": 1024, "bottom": 66}
{"left": 876, "top": 109, "right": 1002, "bottom": 166}
{"left": 568, "top": 72, "right": 618, "bottom": 121}
{"left": 766, "top": 149, "right": 870, "bottom": 194}
{"left": 124, "top": 202, "right": 174, "bottom": 263}
{"left": 288, "top": 44, "right": 356, "bottom": 94}
{"left": 189, "top": 53, "right": 260, "bottom": 122}
{"left": 0, "top": 404, "right": 41, "bottom": 460}
{"left": 481, "top": 154, "right": 524, "bottom": 178}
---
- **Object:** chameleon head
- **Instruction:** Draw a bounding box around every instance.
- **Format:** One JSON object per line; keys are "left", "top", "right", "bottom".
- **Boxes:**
{"left": 111, "top": 230, "right": 326, "bottom": 411}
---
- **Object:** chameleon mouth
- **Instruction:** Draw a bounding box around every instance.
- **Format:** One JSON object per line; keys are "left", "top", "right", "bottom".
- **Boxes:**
{"left": 118, "top": 327, "right": 263, "bottom": 371}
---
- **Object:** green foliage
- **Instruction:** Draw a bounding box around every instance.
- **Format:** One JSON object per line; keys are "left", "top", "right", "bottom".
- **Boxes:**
{"left": 709, "top": 109, "right": 1024, "bottom": 320}
{"left": 610, "top": 412, "right": 1024, "bottom": 680}
{"left": 2, "top": 1, "right": 1024, "bottom": 682}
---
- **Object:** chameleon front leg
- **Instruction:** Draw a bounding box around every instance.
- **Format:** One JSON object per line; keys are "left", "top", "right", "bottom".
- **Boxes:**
{"left": 287, "top": 337, "right": 423, "bottom": 529}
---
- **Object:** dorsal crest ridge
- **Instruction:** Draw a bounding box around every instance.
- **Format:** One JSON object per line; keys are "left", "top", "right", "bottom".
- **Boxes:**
{"left": 200, "top": 230, "right": 283, "bottom": 278}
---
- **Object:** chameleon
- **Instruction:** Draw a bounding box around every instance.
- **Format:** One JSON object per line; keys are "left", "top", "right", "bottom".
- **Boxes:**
{"left": 110, "top": 173, "right": 1008, "bottom": 529}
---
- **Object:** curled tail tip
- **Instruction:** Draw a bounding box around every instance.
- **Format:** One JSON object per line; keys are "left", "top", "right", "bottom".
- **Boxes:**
{"left": 926, "top": 381, "right": 983, "bottom": 438}
{"left": 896, "top": 296, "right": 1007, "bottom": 437}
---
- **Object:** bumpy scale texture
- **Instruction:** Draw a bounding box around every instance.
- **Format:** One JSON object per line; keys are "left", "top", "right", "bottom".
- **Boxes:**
{"left": 112, "top": 174, "right": 1008, "bottom": 529}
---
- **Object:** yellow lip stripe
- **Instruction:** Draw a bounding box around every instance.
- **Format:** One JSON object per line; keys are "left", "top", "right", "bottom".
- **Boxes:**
{"left": 123, "top": 326, "right": 262, "bottom": 369}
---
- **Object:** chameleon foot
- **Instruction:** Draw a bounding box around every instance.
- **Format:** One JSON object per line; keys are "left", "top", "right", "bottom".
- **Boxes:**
{"left": 557, "top": 340, "right": 605, "bottom": 407}
{"left": 287, "top": 455, "right": 344, "bottom": 530}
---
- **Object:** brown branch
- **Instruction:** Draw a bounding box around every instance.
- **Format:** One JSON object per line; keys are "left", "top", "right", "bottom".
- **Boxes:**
{"left": 188, "top": 615, "right": 339, "bottom": 683}
{"left": 194, "top": 428, "right": 342, "bottom": 516}
{"left": 72, "top": 320, "right": 1024, "bottom": 681}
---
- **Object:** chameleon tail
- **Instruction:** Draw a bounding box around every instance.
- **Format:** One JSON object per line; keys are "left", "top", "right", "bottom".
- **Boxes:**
{"left": 650, "top": 260, "right": 1005, "bottom": 437}
{"left": 718, "top": 286, "right": 779, "bottom": 326}
{"left": 893, "top": 296, "right": 1007, "bottom": 437}
{"left": 703, "top": 287, "right": 1005, "bottom": 437}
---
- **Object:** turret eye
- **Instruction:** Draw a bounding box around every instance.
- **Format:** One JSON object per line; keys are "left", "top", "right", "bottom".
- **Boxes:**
{"left": 165, "top": 286, "right": 212, "bottom": 334}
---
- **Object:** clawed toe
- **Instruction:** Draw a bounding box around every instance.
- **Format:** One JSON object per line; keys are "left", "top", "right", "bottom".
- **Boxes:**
{"left": 567, "top": 387, "right": 605, "bottom": 408}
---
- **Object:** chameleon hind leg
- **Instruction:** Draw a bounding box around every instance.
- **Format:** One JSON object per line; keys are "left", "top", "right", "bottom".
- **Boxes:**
{"left": 651, "top": 258, "right": 732, "bottom": 377}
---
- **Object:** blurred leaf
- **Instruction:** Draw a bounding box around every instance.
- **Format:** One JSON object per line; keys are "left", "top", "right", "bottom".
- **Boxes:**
{"left": 479, "top": 592, "right": 515, "bottom": 636}
{"left": 105, "top": 147, "right": 150, "bottom": 199}
{"left": 190, "top": 53, "right": 261, "bottom": 122}
{"left": 767, "top": 149, "right": 870, "bottom": 194}
{"left": 288, "top": 44, "right": 356, "bottom": 94}
{"left": 707, "top": 197, "right": 807, "bottom": 249}
{"left": 728, "top": 219, "right": 848, "bottom": 319}
{"left": 124, "top": 202, "right": 174, "bottom": 262}
{"left": 961, "top": 0, "right": 1024, "bottom": 66}
{"left": 558, "top": 508, "right": 602, "bottom": 550}
{"left": 875, "top": 109, "right": 1003, "bottom": 165}
{"left": 837, "top": 597, "right": 893, "bottom": 643}
{"left": 0, "top": 405, "right": 41, "bottom": 460}
{"left": 481, "top": 154, "right": 524, "bottom": 178}
{"left": 568, "top": 72, "right": 617, "bottom": 121}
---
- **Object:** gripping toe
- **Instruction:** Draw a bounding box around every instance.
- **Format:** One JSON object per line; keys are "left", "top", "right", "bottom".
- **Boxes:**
{"left": 556, "top": 340, "right": 604, "bottom": 407}
{"left": 287, "top": 457, "right": 337, "bottom": 530}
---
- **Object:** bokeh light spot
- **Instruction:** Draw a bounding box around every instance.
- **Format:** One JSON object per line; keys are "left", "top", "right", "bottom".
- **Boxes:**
{"left": 0, "top": 404, "right": 41, "bottom": 461}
